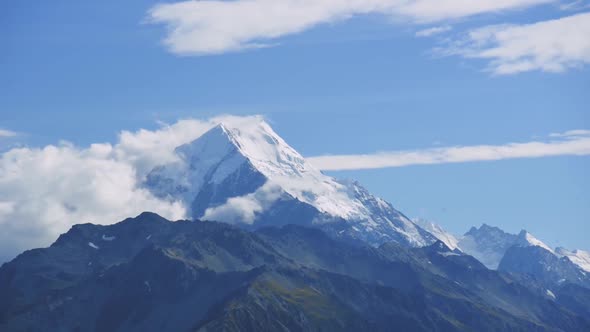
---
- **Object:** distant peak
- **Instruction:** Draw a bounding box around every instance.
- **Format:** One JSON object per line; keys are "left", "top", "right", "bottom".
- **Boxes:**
{"left": 465, "top": 223, "right": 505, "bottom": 236}
{"left": 480, "top": 223, "right": 498, "bottom": 231}
{"left": 516, "top": 230, "right": 553, "bottom": 253}
{"left": 212, "top": 122, "right": 230, "bottom": 135}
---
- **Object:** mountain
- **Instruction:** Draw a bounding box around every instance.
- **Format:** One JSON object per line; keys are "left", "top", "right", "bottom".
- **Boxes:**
{"left": 1, "top": 212, "right": 589, "bottom": 331}
{"left": 455, "top": 224, "right": 590, "bottom": 288}
{"left": 413, "top": 218, "right": 459, "bottom": 250}
{"left": 145, "top": 119, "right": 436, "bottom": 248}
{"left": 514, "top": 230, "right": 554, "bottom": 253}
{"left": 457, "top": 224, "right": 518, "bottom": 269}
{"left": 499, "top": 244, "right": 590, "bottom": 290}
{"left": 556, "top": 247, "right": 590, "bottom": 272}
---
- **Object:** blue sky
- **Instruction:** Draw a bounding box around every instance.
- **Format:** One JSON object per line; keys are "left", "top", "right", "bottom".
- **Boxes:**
{"left": 1, "top": 0, "right": 589, "bottom": 255}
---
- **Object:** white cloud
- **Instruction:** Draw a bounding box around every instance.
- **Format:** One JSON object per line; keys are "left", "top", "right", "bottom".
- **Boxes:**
{"left": 549, "top": 129, "right": 590, "bottom": 137}
{"left": 202, "top": 182, "right": 283, "bottom": 224}
{"left": 441, "top": 12, "right": 590, "bottom": 74}
{"left": 0, "top": 115, "right": 261, "bottom": 262}
{"left": 0, "top": 144, "right": 186, "bottom": 262}
{"left": 308, "top": 130, "right": 590, "bottom": 171}
{"left": 0, "top": 129, "right": 17, "bottom": 138}
{"left": 148, "top": 0, "right": 552, "bottom": 55}
{"left": 415, "top": 25, "right": 452, "bottom": 37}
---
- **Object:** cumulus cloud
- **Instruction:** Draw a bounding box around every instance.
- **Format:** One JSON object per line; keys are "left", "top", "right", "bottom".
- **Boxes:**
{"left": 308, "top": 129, "right": 590, "bottom": 171}
{"left": 148, "top": 0, "right": 552, "bottom": 55}
{"left": 0, "top": 143, "right": 186, "bottom": 262}
{"left": 440, "top": 12, "right": 590, "bottom": 74}
{"left": 0, "top": 115, "right": 260, "bottom": 262}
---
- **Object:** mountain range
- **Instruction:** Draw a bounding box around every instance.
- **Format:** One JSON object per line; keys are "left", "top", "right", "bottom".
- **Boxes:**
{"left": 417, "top": 220, "right": 590, "bottom": 290}
{"left": 1, "top": 118, "right": 588, "bottom": 331}
{"left": 1, "top": 212, "right": 589, "bottom": 331}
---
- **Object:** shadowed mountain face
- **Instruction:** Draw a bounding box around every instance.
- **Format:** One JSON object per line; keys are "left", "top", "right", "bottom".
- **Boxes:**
{"left": 1, "top": 213, "right": 589, "bottom": 332}
{"left": 499, "top": 245, "right": 590, "bottom": 290}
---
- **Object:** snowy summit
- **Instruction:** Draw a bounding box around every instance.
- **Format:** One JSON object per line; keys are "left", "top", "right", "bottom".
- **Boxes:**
{"left": 145, "top": 117, "right": 436, "bottom": 247}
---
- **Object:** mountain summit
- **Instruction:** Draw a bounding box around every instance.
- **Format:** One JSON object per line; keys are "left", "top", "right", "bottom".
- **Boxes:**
{"left": 145, "top": 118, "right": 436, "bottom": 247}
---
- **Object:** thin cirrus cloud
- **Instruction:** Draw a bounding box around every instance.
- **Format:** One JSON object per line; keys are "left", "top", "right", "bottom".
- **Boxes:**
{"left": 148, "top": 0, "right": 553, "bottom": 55}
{"left": 440, "top": 12, "right": 590, "bottom": 75}
{"left": 0, "top": 129, "right": 17, "bottom": 138}
{"left": 415, "top": 25, "right": 452, "bottom": 37}
{"left": 307, "top": 130, "right": 590, "bottom": 171}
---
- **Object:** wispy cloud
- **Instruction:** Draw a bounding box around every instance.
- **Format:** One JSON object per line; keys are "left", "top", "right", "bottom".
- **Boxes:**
{"left": 549, "top": 129, "right": 590, "bottom": 138}
{"left": 148, "top": 0, "right": 552, "bottom": 55}
{"left": 308, "top": 130, "right": 590, "bottom": 171}
{"left": 439, "top": 12, "right": 590, "bottom": 75}
{"left": 0, "top": 129, "right": 17, "bottom": 138}
{"left": 415, "top": 25, "right": 452, "bottom": 37}
{"left": 559, "top": 0, "right": 590, "bottom": 11}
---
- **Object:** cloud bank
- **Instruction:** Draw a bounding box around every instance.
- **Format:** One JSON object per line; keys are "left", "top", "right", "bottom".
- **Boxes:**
{"left": 308, "top": 130, "right": 590, "bottom": 171}
{"left": 0, "top": 144, "right": 186, "bottom": 262}
{"left": 0, "top": 115, "right": 253, "bottom": 262}
{"left": 441, "top": 12, "right": 590, "bottom": 74}
{"left": 148, "top": 0, "right": 552, "bottom": 55}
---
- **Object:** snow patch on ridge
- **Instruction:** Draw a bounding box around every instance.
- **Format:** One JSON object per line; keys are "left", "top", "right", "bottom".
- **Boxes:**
{"left": 556, "top": 247, "right": 590, "bottom": 272}
{"left": 516, "top": 230, "right": 554, "bottom": 253}
{"left": 414, "top": 219, "right": 459, "bottom": 250}
{"left": 102, "top": 234, "right": 115, "bottom": 241}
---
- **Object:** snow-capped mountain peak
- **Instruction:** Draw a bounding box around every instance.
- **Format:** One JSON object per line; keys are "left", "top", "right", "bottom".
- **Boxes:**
{"left": 456, "top": 224, "right": 518, "bottom": 269}
{"left": 211, "top": 121, "right": 310, "bottom": 179}
{"left": 145, "top": 117, "right": 436, "bottom": 247}
{"left": 555, "top": 247, "right": 590, "bottom": 272}
{"left": 515, "top": 230, "right": 554, "bottom": 253}
{"left": 414, "top": 219, "right": 459, "bottom": 250}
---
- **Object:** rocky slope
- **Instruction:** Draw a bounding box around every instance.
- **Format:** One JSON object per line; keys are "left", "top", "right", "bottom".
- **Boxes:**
{"left": 1, "top": 213, "right": 588, "bottom": 332}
